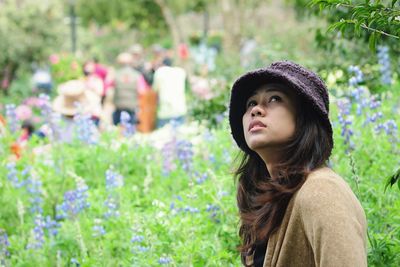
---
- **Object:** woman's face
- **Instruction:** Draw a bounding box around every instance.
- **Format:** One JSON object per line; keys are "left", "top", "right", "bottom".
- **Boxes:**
{"left": 242, "top": 85, "right": 297, "bottom": 154}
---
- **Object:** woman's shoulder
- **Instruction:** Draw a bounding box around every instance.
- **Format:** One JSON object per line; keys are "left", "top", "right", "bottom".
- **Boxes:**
{"left": 299, "top": 167, "right": 353, "bottom": 195}
{"left": 295, "top": 167, "right": 364, "bottom": 215}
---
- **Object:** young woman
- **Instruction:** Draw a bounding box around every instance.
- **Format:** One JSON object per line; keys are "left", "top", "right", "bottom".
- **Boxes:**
{"left": 228, "top": 61, "right": 367, "bottom": 267}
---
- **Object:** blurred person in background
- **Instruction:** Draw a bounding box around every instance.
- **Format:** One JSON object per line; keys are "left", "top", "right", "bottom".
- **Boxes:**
{"left": 52, "top": 80, "right": 101, "bottom": 140}
{"left": 129, "top": 44, "right": 153, "bottom": 87}
{"left": 32, "top": 66, "right": 52, "bottom": 94}
{"left": 112, "top": 52, "right": 141, "bottom": 126}
{"left": 85, "top": 58, "right": 111, "bottom": 105}
{"left": 82, "top": 60, "right": 103, "bottom": 98}
{"left": 152, "top": 58, "right": 187, "bottom": 128}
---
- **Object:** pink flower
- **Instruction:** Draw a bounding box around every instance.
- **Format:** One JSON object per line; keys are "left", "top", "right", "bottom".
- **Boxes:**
{"left": 15, "top": 105, "right": 32, "bottom": 121}
{"left": 24, "top": 97, "right": 44, "bottom": 107}
{"left": 49, "top": 54, "right": 60, "bottom": 65}
{"left": 32, "top": 116, "right": 41, "bottom": 123}
{"left": 191, "top": 78, "right": 214, "bottom": 100}
{"left": 71, "top": 61, "right": 79, "bottom": 71}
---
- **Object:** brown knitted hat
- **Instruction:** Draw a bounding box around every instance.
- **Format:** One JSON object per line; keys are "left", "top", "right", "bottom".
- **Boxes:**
{"left": 229, "top": 60, "right": 333, "bottom": 154}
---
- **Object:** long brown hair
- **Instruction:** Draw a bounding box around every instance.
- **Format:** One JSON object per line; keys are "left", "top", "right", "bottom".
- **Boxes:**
{"left": 235, "top": 93, "right": 333, "bottom": 265}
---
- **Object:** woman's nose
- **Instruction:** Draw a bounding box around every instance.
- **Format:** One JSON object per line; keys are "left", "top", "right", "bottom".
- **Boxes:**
{"left": 251, "top": 105, "right": 265, "bottom": 117}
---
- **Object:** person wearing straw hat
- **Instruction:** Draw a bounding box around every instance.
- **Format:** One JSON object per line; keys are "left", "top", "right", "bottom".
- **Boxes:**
{"left": 53, "top": 79, "right": 102, "bottom": 121}
{"left": 229, "top": 61, "right": 367, "bottom": 267}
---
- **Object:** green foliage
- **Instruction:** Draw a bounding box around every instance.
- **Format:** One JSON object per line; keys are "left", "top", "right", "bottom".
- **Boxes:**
{"left": 386, "top": 167, "right": 400, "bottom": 191}
{"left": 188, "top": 89, "right": 229, "bottom": 128}
{"left": 49, "top": 53, "right": 83, "bottom": 85}
{"left": 312, "top": 0, "right": 400, "bottom": 51}
{"left": 288, "top": 0, "right": 399, "bottom": 72}
{"left": 329, "top": 81, "right": 400, "bottom": 265}
{"left": 0, "top": 125, "right": 241, "bottom": 266}
{"left": 75, "top": 0, "right": 167, "bottom": 46}
{"left": 0, "top": 0, "right": 65, "bottom": 76}
{"left": 0, "top": 74, "right": 32, "bottom": 105}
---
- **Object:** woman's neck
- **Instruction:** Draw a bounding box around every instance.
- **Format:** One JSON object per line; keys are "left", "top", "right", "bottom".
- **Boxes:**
{"left": 257, "top": 149, "right": 282, "bottom": 180}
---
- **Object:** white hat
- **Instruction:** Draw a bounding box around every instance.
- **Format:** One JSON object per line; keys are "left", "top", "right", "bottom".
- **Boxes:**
{"left": 53, "top": 80, "right": 101, "bottom": 116}
{"left": 117, "top": 52, "right": 134, "bottom": 65}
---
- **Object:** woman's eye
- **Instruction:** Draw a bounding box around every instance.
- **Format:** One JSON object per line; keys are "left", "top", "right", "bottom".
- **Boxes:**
{"left": 246, "top": 100, "right": 257, "bottom": 108}
{"left": 269, "top": 95, "right": 282, "bottom": 103}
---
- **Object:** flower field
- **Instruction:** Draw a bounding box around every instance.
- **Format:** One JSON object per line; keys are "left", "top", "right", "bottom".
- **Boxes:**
{"left": 1, "top": 66, "right": 400, "bottom": 267}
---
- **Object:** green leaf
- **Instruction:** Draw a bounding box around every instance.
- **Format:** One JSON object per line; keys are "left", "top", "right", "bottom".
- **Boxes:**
{"left": 368, "top": 32, "right": 377, "bottom": 52}
{"left": 327, "top": 21, "right": 345, "bottom": 32}
{"left": 355, "top": 21, "right": 362, "bottom": 36}
{"left": 385, "top": 167, "right": 400, "bottom": 191}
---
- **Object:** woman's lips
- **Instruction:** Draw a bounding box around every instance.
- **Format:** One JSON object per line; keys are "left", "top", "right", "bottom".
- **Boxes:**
{"left": 248, "top": 120, "right": 266, "bottom": 132}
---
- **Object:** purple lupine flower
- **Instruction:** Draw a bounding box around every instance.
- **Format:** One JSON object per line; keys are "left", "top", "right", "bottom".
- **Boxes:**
{"left": 130, "top": 233, "right": 149, "bottom": 254}
{"left": 38, "top": 94, "right": 52, "bottom": 119}
{"left": 44, "top": 216, "right": 61, "bottom": 237}
{"left": 161, "top": 138, "right": 177, "bottom": 176}
{"left": 0, "top": 228, "right": 10, "bottom": 258}
{"left": 203, "top": 130, "right": 214, "bottom": 142}
{"left": 38, "top": 94, "right": 63, "bottom": 141}
{"left": 367, "top": 112, "right": 383, "bottom": 123}
{"left": 195, "top": 172, "right": 209, "bottom": 184}
{"left": 170, "top": 196, "right": 200, "bottom": 215}
{"left": 362, "top": 95, "right": 383, "bottom": 126}
{"left": 347, "top": 65, "right": 363, "bottom": 86}
{"left": 132, "top": 245, "right": 149, "bottom": 253}
{"left": 70, "top": 258, "right": 80, "bottom": 267}
{"left": 7, "top": 165, "right": 42, "bottom": 212}
{"left": 206, "top": 204, "right": 221, "bottom": 223}
{"left": 105, "top": 167, "right": 124, "bottom": 190}
{"left": 169, "top": 195, "right": 183, "bottom": 211}
{"left": 337, "top": 99, "right": 354, "bottom": 148}
{"left": 217, "top": 190, "right": 229, "bottom": 199}
{"left": 74, "top": 113, "right": 99, "bottom": 145}
{"left": 6, "top": 162, "right": 21, "bottom": 187}
{"left": 25, "top": 174, "right": 43, "bottom": 214}
{"left": 49, "top": 112, "right": 63, "bottom": 141}
{"left": 375, "top": 120, "right": 398, "bottom": 137}
{"left": 176, "top": 140, "right": 194, "bottom": 174}
{"left": 120, "top": 111, "right": 135, "bottom": 137}
{"left": 377, "top": 45, "right": 392, "bottom": 85}
{"left": 27, "top": 214, "right": 45, "bottom": 249}
{"left": 350, "top": 86, "right": 368, "bottom": 115}
{"left": 215, "top": 113, "right": 225, "bottom": 124}
{"left": 5, "top": 104, "right": 18, "bottom": 133}
{"left": 56, "top": 180, "right": 90, "bottom": 220}
{"left": 158, "top": 256, "right": 172, "bottom": 265}
{"left": 369, "top": 95, "right": 381, "bottom": 110}
{"left": 92, "top": 219, "right": 106, "bottom": 237}
{"left": 75, "top": 179, "right": 90, "bottom": 209}
{"left": 103, "top": 167, "right": 123, "bottom": 218}
{"left": 223, "top": 149, "right": 232, "bottom": 164}
{"left": 131, "top": 235, "right": 144, "bottom": 243}
{"left": 347, "top": 66, "right": 369, "bottom": 115}
{"left": 183, "top": 205, "right": 200, "bottom": 213}
{"left": 206, "top": 204, "right": 220, "bottom": 212}
{"left": 103, "top": 195, "right": 120, "bottom": 218}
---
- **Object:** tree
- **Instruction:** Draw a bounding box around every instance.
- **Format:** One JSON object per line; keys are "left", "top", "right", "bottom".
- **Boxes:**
{"left": 290, "top": 0, "right": 399, "bottom": 52}
{"left": 75, "top": 0, "right": 167, "bottom": 46}
{"left": 311, "top": 0, "right": 399, "bottom": 51}
{"left": 0, "top": 0, "right": 64, "bottom": 94}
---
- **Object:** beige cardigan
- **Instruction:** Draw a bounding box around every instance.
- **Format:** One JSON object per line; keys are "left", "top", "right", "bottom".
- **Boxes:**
{"left": 248, "top": 167, "right": 367, "bottom": 267}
